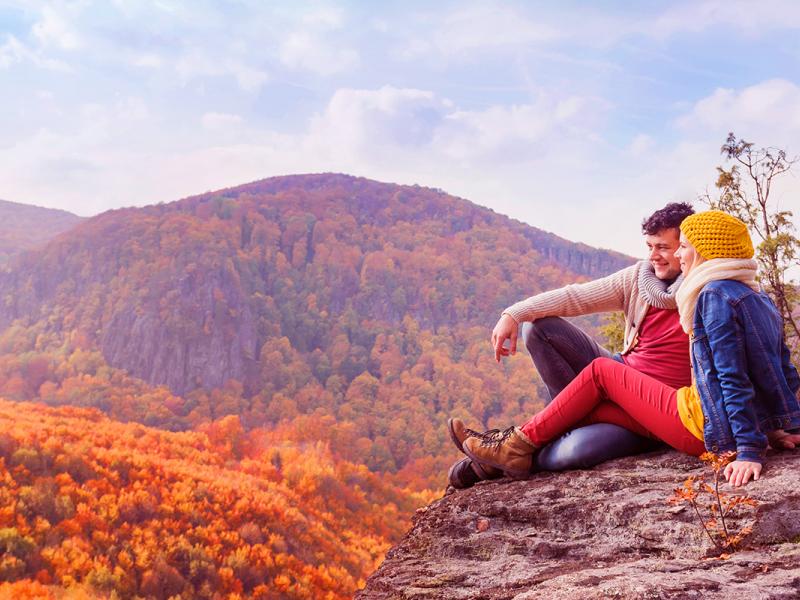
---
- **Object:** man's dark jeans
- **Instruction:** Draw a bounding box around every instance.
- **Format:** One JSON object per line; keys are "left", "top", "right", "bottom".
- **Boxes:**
{"left": 521, "top": 317, "right": 661, "bottom": 471}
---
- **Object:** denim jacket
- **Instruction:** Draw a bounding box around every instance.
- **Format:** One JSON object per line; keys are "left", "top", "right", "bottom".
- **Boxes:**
{"left": 691, "top": 280, "right": 800, "bottom": 463}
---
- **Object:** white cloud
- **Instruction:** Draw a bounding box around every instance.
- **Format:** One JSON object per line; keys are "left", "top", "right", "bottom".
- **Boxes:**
{"left": 562, "top": 0, "right": 800, "bottom": 48}
{"left": 677, "top": 79, "right": 800, "bottom": 146}
{"left": 435, "top": 95, "right": 605, "bottom": 161}
{"left": 393, "top": 1, "right": 800, "bottom": 59}
{"left": 643, "top": 0, "right": 800, "bottom": 39}
{"left": 308, "top": 86, "right": 448, "bottom": 162}
{"left": 506, "top": 1, "right": 800, "bottom": 49}
{"left": 300, "top": 6, "right": 345, "bottom": 29}
{"left": 32, "top": 5, "right": 83, "bottom": 50}
{"left": 306, "top": 86, "right": 606, "bottom": 169}
{"left": 230, "top": 64, "right": 270, "bottom": 92}
{"left": 629, "top": 134, "right": 654, "bottom": 156}
{"left": 117, "top": 97, "right": 149, "bottom": 121}
{"left": 132, "top": 53, "right": 163, "bottom": 68}
{"left": 0, "top": 35, "right": 26, "bottom": 68}
{"left": 174, "top": 50, "right": 269, "bottom": 92}
{"left": 202, "top": 112, "right": 243, "bottom": 130}
{"left": 371, "top": 18, "right": 389, "bottom": 33}
{"left": 279, "top": 31, "right": 359, "bottom": 75}
{"left": 0, "top": 34, "right": 69, "bottom": 71}
{"left": 0, "top": 84, "right": 608, "bottom": 228}
{"left": 401, "top": 3, "right": 560, "bottom": 59}
{"left": 5, "top": 3, "right": 273, "bottom": 89}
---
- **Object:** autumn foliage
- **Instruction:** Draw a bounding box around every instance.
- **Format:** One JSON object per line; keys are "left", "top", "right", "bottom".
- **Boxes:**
{"left": 669, "top": 452, "right": 760, "bottom": 555}
{"left": 0, "top": 399, "right": 429, "bottom": 598}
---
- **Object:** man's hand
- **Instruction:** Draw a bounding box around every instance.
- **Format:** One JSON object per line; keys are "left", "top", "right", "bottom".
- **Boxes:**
{"left": 723, "top": 460, "right": 762, "bottom": 487}
{"left": 767, "top": 429, "right": 800, "bottom": 449}
{"left": 491, "top": 314, "right": 519, "bottom": 363}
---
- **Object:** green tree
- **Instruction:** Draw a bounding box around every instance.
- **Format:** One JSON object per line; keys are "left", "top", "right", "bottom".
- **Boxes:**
{"left": 703, "top": 133, "right": 799, "bottom": 356}
{"left": 600, "top": 312, "right": 625, "bottom": 354}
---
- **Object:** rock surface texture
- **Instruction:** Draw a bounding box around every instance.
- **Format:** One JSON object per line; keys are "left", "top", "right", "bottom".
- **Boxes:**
{"left": 358, "top": 450, "right": 800, "bottom": 599}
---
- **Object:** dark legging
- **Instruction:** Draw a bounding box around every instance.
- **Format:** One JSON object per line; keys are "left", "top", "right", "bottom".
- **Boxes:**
{"left": 520, "top": 357, "right": 706, "bottom": 456}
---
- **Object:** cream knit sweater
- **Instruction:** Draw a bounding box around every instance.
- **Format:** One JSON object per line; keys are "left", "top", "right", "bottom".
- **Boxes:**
{"left": 502, "top": 262, "right": 650, "bottom": 355}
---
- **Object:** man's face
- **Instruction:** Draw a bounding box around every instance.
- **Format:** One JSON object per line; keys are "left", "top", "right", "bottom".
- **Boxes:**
{"left": 644, "top": 228, "right": 682, "bottom": 280}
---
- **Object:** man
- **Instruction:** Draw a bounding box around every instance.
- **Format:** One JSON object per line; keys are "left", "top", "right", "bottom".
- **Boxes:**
{"left": 448, "top": 202, "right": 696, "bottom": 488}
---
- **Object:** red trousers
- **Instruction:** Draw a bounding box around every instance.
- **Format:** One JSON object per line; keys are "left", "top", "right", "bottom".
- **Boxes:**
{"left": 520, "top": 357, "right": 706, "bottom": 456}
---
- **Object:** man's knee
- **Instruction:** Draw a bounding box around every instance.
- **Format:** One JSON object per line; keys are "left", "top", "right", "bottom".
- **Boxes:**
{"left": 521, "top": 317, "right": 565, "bottom": 353}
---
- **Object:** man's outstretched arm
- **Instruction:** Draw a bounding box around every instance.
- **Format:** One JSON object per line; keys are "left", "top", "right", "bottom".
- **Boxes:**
{"left": 493, "top": 263, "right": 638, "bottom": 362}
{"left": 503, "top": 263, "right": 636, "bottom": 324}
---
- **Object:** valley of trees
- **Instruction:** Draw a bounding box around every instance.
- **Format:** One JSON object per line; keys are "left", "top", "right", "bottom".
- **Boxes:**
{"left": 0, "top": 399, "right": 429, "bottom": 598}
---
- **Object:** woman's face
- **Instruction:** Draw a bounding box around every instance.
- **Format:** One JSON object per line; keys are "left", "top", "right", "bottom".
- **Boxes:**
{"left": 675, "top": 233, "right": 706, "bottom": 275}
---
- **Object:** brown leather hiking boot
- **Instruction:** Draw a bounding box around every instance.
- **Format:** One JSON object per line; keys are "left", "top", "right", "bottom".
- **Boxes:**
{"left": 448, "top": 418, "right": 517, "bottom": 453}
{"left": 447, "top": 418, "right": 504, "bottom": 479}
{"left": 462, "top": 426, "right": 537, "bottom": 479}
{"left": 447, "top": 457, "right": 503, "bottom": 490}
{"left": 447, "top": 418, "right": 471, "bottom": 452}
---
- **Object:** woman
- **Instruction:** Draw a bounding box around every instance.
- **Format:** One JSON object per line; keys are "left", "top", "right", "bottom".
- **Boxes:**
{"left": 451, "top": 211, "right": 800, "bottom": 487}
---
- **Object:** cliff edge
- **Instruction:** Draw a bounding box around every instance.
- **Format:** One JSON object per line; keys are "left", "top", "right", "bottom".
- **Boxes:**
{"left": 357, "top": 450, "right": 800, "bottom": 599}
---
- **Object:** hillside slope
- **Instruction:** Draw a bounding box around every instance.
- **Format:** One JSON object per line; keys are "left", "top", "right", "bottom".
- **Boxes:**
{"left": 0, "top": 199, "right": 83, "bottom": 263}
{"left": 0, "top": 173, "right": 631, "bottom": 393}
{"left": 0, "top": 398, "right": 426, "bottom": 598}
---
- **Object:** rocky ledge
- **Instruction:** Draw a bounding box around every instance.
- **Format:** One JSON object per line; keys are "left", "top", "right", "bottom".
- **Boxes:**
{"left": 357, "top": 450, "right": 800, "bottom": 599}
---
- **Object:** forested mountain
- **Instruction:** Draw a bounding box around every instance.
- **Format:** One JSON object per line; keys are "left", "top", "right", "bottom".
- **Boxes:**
{"left": 0, "top": 174, "right": 630, "bottom": 392}
{"left": 0, "top": 199, "right": 83, "bottom": 263}
{"left": 0, "top": 174, "right": 636, "bottom": 596}
{"left": 0, "top": 174, "right": 633, "bottom": 479}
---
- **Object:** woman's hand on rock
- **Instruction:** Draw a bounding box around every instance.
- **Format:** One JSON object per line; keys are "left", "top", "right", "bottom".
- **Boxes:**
{"left": 723, "top": 460, "right": 762, "bottom": 487}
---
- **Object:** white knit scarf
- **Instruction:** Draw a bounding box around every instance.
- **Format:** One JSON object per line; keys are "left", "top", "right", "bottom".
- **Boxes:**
{"left": 675, "top": 258, "right": 759, "bottom": 334}
{"left": 637, "top": 260, "right": 683, "bottom": 309}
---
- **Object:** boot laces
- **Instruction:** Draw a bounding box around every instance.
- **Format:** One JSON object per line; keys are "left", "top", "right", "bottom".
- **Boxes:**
{"left": 469, "top": 426, "right": 515, "bottom": 448}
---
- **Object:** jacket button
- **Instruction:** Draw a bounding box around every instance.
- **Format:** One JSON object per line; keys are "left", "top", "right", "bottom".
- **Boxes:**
{"left": 711, "top": 445, "right": 719, "bottom": 452}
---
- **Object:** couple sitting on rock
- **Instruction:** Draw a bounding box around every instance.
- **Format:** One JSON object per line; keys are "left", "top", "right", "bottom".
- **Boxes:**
{"left": 448, "top": 205, "right": 800, "bottom": 489}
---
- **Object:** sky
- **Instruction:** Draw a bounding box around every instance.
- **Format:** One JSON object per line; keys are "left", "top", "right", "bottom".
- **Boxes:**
{"left": 1, "top": 0, "right": 800, "bottom": 258}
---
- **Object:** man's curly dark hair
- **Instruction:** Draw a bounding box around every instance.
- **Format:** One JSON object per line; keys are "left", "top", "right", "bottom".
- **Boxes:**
{"left": 641, "top": 202, "right": 695, "bottom": 235}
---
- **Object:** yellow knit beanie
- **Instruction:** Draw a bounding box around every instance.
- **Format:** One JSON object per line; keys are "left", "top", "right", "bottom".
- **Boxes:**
{"left": 679, "top": 210, "right": 754, "bottom": 260}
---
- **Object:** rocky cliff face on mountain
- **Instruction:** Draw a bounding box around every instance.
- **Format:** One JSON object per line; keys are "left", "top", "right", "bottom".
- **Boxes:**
{"left": 358, "top": 450, "right": 800, "bottom": 599}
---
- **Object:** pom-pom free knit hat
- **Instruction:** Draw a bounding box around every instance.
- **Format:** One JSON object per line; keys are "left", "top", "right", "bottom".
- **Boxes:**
{"left": 679, "top": 210, "right": 754, "bottom": 260}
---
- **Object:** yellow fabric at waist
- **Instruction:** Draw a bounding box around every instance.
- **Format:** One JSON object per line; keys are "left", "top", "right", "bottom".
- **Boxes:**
{"left": 677, "top": 383, "right": 704, "bottom": 441}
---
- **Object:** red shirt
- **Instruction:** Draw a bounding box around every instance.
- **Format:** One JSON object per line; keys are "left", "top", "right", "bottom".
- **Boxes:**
{"left": 622, "top": 307, "right": 691, "bottom": 389}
